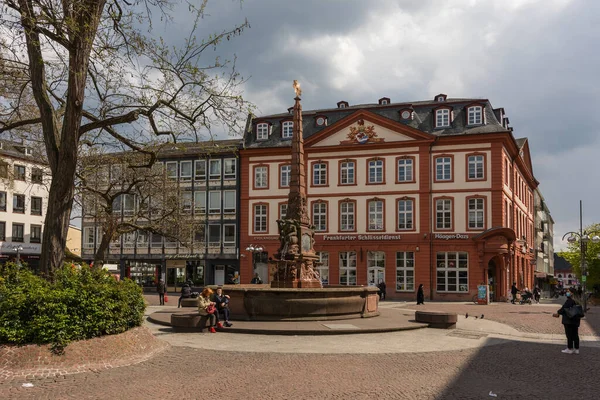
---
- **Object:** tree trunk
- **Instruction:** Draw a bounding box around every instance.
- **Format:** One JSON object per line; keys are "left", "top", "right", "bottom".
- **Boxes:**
{"left": 94, "top": 227, "right": 114, "bottom": 266}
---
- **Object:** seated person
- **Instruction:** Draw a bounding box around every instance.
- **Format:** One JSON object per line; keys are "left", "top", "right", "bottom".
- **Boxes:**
{"left": 250, "top": 273, "right": 263, "bottom": 284}
{"left": 178, "top": 282, "right": 193, "bottom": 308}
{"left": 198, "top": 288, "right": 220, "bottom": 333}
{"left": 213, "top": 286, "right": 232, "bottom": 327}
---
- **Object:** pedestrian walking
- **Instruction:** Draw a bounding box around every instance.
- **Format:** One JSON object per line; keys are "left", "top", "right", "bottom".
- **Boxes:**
{"left": 533, "top": 286, "right": 541, "bottom": 304}
{"left": 553, "top": 289, "right": 582, "bottom": 354}
{"left": 377, "top": 280, "right": 386, "bottom": 301}
{"left": 157, "top": 279, "right": 167, "bottom": 305}
{"left": 511, "top": 282, "right": 518, "bottom": 304}
{"left": 416, "top": 284, "right": 425, "bottom": 305}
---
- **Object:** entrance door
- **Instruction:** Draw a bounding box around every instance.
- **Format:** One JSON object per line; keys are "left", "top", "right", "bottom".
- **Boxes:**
{"left": 255, "top": 262, "right": 269, "bottom": 284}
{"left": 488, "top": 260, "right": 496, "bottom": 302}
{"left": 214, "top": 265, "right": 225, "bottom": 286}
{"left": 367, "top": 267, "right": 385, "bottom": 287}
{"left": 367, "top": 251, "right": 385, "bottom": 287}
{"left": 166, "top": 267, "right": 185, "bottom": 292}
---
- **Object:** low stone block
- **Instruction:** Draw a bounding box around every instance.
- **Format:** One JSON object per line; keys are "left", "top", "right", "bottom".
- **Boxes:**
{"left": 180, "top": 298, "right": 199, "bottom": 307}
{"left": 170, "top": 313, "right": 212, "bottom": 330}
{"left": 414, "top": 311, "right": 458, "bottom": 329}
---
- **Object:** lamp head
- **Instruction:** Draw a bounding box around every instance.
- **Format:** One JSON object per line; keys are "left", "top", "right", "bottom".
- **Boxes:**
{"left": 567, "top": 235, "right": 577, "bottom": 243}
{"left": 592, "top": 235, "right": 600, "bottom": 244}
{"left": 256, "top": 245, "right": 264, "bottom": 252}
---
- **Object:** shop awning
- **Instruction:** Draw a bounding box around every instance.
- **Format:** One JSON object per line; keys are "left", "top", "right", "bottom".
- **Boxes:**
{"left": 535, "top": 272, "right": 548, "bottom": 279}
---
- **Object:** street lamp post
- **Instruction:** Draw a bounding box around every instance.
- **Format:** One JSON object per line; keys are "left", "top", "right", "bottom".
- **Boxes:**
{"left": 12, "top": 245, "right": 24, "bottom": 266}
{"left": 562, "top": 200, "right": 600, "bottom": 313}
{"left": 245, "top": 244, "right": 264, "bottom": 282}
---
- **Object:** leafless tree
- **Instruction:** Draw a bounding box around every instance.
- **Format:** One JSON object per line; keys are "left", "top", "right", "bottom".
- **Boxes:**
{"left": 0, "top": 0, "right": 251, "bottom": 277}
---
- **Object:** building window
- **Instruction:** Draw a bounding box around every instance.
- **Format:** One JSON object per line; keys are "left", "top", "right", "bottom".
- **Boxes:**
{"left": 340, "top": 201, "right": 355, "bottom": 231}
{"left": 468, "top": 106, "right": 483, "bottom": 125}
{"left": 279, "top": 203, "right": 288, "bottom": 219}
{"left": 31, "top": 168, "right": 43, "bottom": 184}
{"left": 468, "top": 197, "right": 485, "bottom": 230}
{"left": 397, "top": 158, "right": 413, "bottom": 182}
{"left": 436, "top": 252, "right": 469, "bottom": 292}
{"left": 151, "top": 233, "right": 163, "bottom": 248}
{"left": 224, "top": 158, "right": 236, "bottom": 180}
{"left": 316, "top": 252, "right": 329, "bottom": 284}
{"left": 315, "top": 116, "right": 327, "bottom": 127}
{"left": 180, "top": 161, "right": 192, "bottom": 181}
{"left": 194, "top": 160, "right": 206, "bottom": 181}
{"left": 194, "top": 227, "right": 205, "bottom": 245}
{"left": 0, "top": 163, "right": 7, "bottom": 178}
{"left": 368, "top": 199, "right": 384, "bottom": 231}
{"left": 435, "top": 109, "right": 450, "bottom": 127}
{"left": 0, "top": 221, "right": 5, "bottom": 241}
{"left": 208, "top": 225, "right": 221, "bottom": 246}
{"left": 223, "top": 190, "right": 236, "bottom": 214}
{"left": 312, "top": 202, "right": 327, "bottom": 232}
{"left": 83, "top": 227, "right": 95, "bottom": 248}
{"left": 12, "top": 223, "right": 24, "bottom": 242}
{"left": 257, "top": 123, "right": 269, "bottom": 140}
{"left": 312, "top": 162, "right": 327, "bottom": 186}
{"left": 254, "top": 166, "right": 268, "bottom": 189}
{"left": 123, "top": 194, "right": 135, "bottom": 215}
{"left": 194, "top": 191, "right": 206, "bottom": 214}
{"left": 137, "top": 231, "right": 148, "bottom": 247}
{"left": 339, "top": 251, "right": 357, "bottom": 286}
{"left": 223, "top": 224, "right": 236, "bottom": 247}
{"left": 209, "top": 159, "right": 221, "bottom": 180}
{"left": 282, "top": 121, "right": 293, "bottom": 139}
{"left": 13, "top": 194, "right": 25, "bottom": 213}
{"left": 280, "top": 165, "right": 291, "bottom": 188}
{"left": 339, "top": 160, "right": 355, "bottom": 185}
{"left": 254, "top": 204, "right": 268, "bottom": 233}
{"left": 123, "top": 232, "right": 136, "bottom": 249}
{"left": 208, "top": 191, "right": 221, "bottom": 214}
{"left": 14, "top": 164, "right": 26, "bottom": 181}
{"left": 112, "top": 195, "right": 122, "bottom": 213}
{"left": 181, "top": 192, "right": 193, "bottom": 213}
{"left": 367, "top": 251, "right": 385, "bottom": 286}
{"left": 397, "top": 199, "right": 414, "bottom": 230}
{"left": 396, "top": 252, "right": 415, "bottom": 291}
{"left": 0, "top": 191, "right": 6, "bottom": 212}
{"left": 435, "top": 198, "right": 452, "bottom": 230}
{"left": 165, "top": 161, "right": 178, "bottom": 180}
{"left": 435, "top": 156, "right": 452, "bottom": 181}
{"left": 367, "top": 159, "right": 384, "bottom": 184}
{"left": 467, "top": 155, "right": 485, "bottom": 180}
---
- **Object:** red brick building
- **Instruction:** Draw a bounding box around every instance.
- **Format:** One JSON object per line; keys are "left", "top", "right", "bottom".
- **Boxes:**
{"left": 240, "top": 94, "right": 537, "bottom": 301}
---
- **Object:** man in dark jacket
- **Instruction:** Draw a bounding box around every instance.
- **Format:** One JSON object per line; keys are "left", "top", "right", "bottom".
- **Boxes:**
{"left": 157, "top": 279, "right": 167, "bottom": 305}
{"left": 511, "top": 282, "right": 519, "bottom": 304}
{"left": 178, "top": 282, "right": 192, "bottom": 308}
{"left": 553, "top": 289, "right": 582, "bottom": 354}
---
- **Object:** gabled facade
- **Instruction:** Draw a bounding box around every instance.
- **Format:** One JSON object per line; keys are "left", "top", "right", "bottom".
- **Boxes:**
{"left": 240, "top": 95, "right": 539, "bottom": 301}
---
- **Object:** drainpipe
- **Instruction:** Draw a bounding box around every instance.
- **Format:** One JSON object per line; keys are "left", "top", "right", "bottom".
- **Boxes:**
{"left": 429, "top": 137, "right": 438, "bottom": 300}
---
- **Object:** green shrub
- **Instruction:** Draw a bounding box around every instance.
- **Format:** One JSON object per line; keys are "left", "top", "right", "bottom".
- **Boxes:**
{"left": 0, "top": 262, "right": 146, "bottom": 351}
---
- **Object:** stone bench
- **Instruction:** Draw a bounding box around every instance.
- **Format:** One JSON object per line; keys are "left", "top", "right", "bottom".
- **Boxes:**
{"left": 414, "top": 311, "right": 457, "bottom": 329}
{"left": 180, "top": 297, "right": 199, "bottom": 307}
{"left": 170, "top": 312, "right": 213, "bottom": 331}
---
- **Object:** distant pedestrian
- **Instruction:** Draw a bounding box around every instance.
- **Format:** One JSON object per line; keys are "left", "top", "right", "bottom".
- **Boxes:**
{"left": 377, "top": 280, "right": 386, "bottom": 301}
{"left": 157, "top": 279, "right": 167, "bottom": 305}
{"left": 251, "top": 273, "right": 263, "bottom": 284}
{"left": 417, "top": 284, "right": 425, "bottom": 305}
{"left": 511, "top": 282, "right": 518, "bottom": 304}
{"left": 533, "top": 286, "right": 541, "bottom": 304}
{"left": 553, "top": 288, "right": 582, "bottom": 354}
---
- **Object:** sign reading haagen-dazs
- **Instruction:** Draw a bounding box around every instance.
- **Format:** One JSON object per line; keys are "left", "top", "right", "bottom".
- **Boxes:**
{"left": 434, "top": 233, "right": 470, "bottom": 240}
{"left": 321, "top": 234, "right": 401, "bottom": 241}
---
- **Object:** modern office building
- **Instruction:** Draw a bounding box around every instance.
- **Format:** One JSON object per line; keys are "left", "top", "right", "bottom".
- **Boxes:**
{"left": 240, "top": 94, "right": 540, "bottom": 301}
{"left": 534, "top": 188, "right": 554, "bottom": 293}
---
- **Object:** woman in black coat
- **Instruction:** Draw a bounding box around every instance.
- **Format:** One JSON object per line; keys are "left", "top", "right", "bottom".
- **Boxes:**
{"left": 553, "top": 289, "right": 581, "bottom": 354}
{"left": 416, "top": 284, "right": 425, "bottom": 305}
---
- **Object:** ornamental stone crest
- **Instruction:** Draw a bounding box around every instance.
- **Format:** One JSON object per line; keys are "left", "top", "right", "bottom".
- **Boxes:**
{"left": 341, "top": 119, "right": 384, "bottom": 144}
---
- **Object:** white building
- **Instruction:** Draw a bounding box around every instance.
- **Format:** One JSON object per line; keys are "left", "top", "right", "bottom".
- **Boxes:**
{"left": 0, "top": 140, "right": 50, "bottom": 271}
{"left": 534, "top": 188, "right": 554, "bottom": 293}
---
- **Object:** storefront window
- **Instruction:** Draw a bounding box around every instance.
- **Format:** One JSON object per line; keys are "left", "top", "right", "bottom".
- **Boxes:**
{"left": 129, "top": 262, "right": 160, "bottom": 287}
{"left": 339, "top": 251, "right": 356, "bottom": 286}
{"left": 396, "top": 252, "right": 414, "bottom": 291}
{"left": 367, "top": 251, "right": 385, "bottom": 286}
{"left": 436, "top": 252, "right": 468, "bottom": 292}
{"left": 316, "top": 252, "right": 329, "bottom": 285}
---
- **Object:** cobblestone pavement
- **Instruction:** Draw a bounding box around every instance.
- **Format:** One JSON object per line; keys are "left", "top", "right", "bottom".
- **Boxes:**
{"left": 399, "top": 301, "right": 600, "bottom": 336}
{"left": 1, "top": 341, "right": 597, "bottom": 399}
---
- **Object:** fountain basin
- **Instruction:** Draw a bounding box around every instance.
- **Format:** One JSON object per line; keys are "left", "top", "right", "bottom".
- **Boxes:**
{"left": 207, "top": 285, "right": 379, "bottom": 321}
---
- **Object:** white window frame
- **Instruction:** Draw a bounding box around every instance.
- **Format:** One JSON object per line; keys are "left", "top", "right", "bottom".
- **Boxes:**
{"left": 123, "top": 231, "right": 136, "bottom": 248}
{"left": 436, "top": 252, "right": 469, "bottom": 293}
{"left": 123, "top": 194, "right": 136, "bottom": 216}
{"left": 223, "top": 190, "right": 236, "bottom": 214}
{"left": 208, "top": 191, "right": 221, "bottom": 214}
{"left": 396, "top": 252, "right": 415, "bottom": 292}
{"left": 367, "top": 251, "right": 385, "bottom": 286}
{"left": 397, "top": 199, "right": 414, "bottom": 230}
{"left": 254, "top": 204, "right": 268, "bottom": 233}
{"left": 194, "top": 191, "right": 206, "bottom": 214}
{"left": 181, "top": 191, "right": 193, "bottom": 213}
{"left": 194, "top": 160, "right": 206, "bottom": 181}
{"left": 436, "top": 199, "right": 452, "bottom": 230}
{"left": 83, "top": 227, "right": 95, "bottom": 248}
{"left": 368, "top": 159, "right": 384, "bottom": 184}
{"left": 180, "top": 161, "right": 192, "bottom": 181}
{"left": 468, "top": 155, "right": 485, "bottom": 180}
{"left": 340, "top": 201, "right": 355, "bottom": 231}
{"left": 254, "top": 166, "right": 268, "bottom": 189}
{"left": 316, "top": 252, "right": 329, "bottom": 285}
{"left": 436, "top": 109, "right": 450, "bottom": 127}
{"left": 468, "top": 106, "right": 483, "bottom": 125}
{"left": 313, "top": 163, "right": 327, "bottom": 186}
{"left": 282, "top": 121, "right": 293, "bottom": 139}
{"left": 279, "top": 203, "right": 288, "bottom": 219}
{"left": 368, "top": 200, "right": 384, "bottom": 231}
{"left": 223, "top": 224, "right": 236, "bottom": 247}
{"left": 339, "top": 251, "right": 357, "bottom": 286}
{"left": 397, "top": 158, "right": 413, "bottom": 182}
{"left": 224, "top": 158, "right": 236, "bottom": 180}
{"left": 165, "top": 161, "right": 178, "bottom": 180}
{"left": 468, "top": 198, "right": 485, "bottom": 229}
{"left": 340, "top": 161, "right": 355, "bottom": 185}
{"left": 435, "top": 157, "right": 452, "bottom": 181}
{"left": 257, "top": 123, "right": 269, "bottom": 140}
{"left": 209, "top": 159, "right": 221, "bottom": 180}
{"left": 280, "top": 165, "right": 291, "bottom": 187}
{"left": 312, "top": 202, "right": 327, "bottom": 232}
{"left": 208, "top": 225, "right": 221, "bottom": 246}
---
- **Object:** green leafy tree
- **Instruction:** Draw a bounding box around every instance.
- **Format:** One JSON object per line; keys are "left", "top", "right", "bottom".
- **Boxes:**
{"left": 559, "top": 223, "right": 600, "bottom": 289}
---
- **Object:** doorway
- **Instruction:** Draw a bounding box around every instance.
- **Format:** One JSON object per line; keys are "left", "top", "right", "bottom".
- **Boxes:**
{"left": 214, "top": 265, "right": 225, "bottom": 286}
{"left": 488, "top": 259, "right": 496, "bottom": 302}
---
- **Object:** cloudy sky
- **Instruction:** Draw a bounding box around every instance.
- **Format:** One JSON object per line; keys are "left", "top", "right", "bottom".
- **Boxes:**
{"left": 163, "top": 0, "right": 600, "bottom": 249}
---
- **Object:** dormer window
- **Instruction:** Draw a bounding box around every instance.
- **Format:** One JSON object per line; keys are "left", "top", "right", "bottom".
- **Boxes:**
{"left": 378, "top": 97, "right": 390, "bottom": 105}
{"left": 337, "top": 101, "right": 349, "bottom": 109}
{"left": 467, "top": 105, "right": 484, "bottom": 125}
{"left": 24, "top": 147, "right": 33, "bottom": 156}
{"left": 256, "top": 123, "right": 269, "bottom": 140}
{"left": 315, "top": 115, "right": 327, "bottom": 127}
{"left": 435, "top": 108, "right": 451, "bottom": 128}
{"left": 399, "top": 109, "right": 413, "bottom": 120}
{"left": 435, "top": 94, "right": 447, "bottom": 102}
{"left": 282, "top": 121, "right": 293, "bottom": 139}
